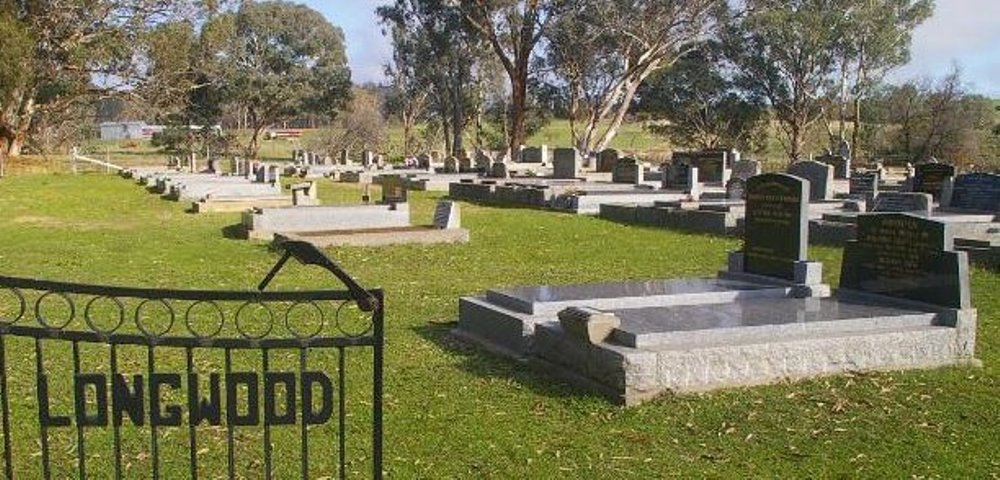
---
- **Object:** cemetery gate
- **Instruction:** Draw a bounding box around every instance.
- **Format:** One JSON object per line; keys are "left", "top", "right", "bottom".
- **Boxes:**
{"left": 0, "top": 241, "right": 384, "bottom": 479}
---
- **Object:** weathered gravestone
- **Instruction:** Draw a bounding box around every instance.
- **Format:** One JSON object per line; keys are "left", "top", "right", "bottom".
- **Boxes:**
{"left": 381, "top": 175, "right": 408, "bottom": 204}
{"left": 597, "top": 149, "right": 621, "bottom": 173}
{"left": 738, "top": 174, "right": 816, "bottom": 283}
{"left": 340, "top": 149, "right": 350, "bottom": 165}
{"left": 362, "top": 150, "right": 376, "bottom": 167}
{"left": 948, "top": 173, "right": 1000, "bottom": 212}
{"left": 490, "top": 161, "right": 509, "bottom": 179}
{"left": 433, "top": 200, "right": 461, "bottom": 229}
{"left": 841, "top": 213, "right": 970, "bottom": 309}
{"left": 817, "top": 153, "right": 850, "bottom": 179}
{"left": 787, "top": 160, "right": 834, "bottom": 202}
{"left": 871, "top": 192, "right": 932, "bottom": 216}
{"left": 553, "top": 148, "right": 581, "bottom": 179}
{"left": 444, "top": 156, "right": 459, "bottom": 173}
{"left": 913, "top": 162, "right": 955, "bottom": 200}
{"left": 474, "top": 150, "right": 492, "bottom": 170}
{"left": 730, "top": 159, "right": 761, "bottom": 181}
{"left": 850, "top": 171, "right": 880, "bottom": 201}
{"left": 458, "top": 156, "right": 473, "bottom": 172}
{"left": 611, "top": 157, "right": 644, "bottom": 184}
{"left": 417, "top": 153, "right": 432, "bottom": 170}
{"left": 726, "top": 177, "right": 747, "bottom": 200}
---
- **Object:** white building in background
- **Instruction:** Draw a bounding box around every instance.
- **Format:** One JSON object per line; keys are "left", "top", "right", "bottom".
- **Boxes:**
{"left": 99, "top": 121, "right": 166, "bottom": 141}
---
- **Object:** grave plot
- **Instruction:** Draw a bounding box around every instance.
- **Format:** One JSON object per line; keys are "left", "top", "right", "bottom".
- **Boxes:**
{"left": 243, "top": 178, "right": 469, "bottom": 247}
{"left": 123, "top": 165, "right": 299, "bottom": 213}
{"left": 456, "top": 174, "right": 978, "bottom": 405}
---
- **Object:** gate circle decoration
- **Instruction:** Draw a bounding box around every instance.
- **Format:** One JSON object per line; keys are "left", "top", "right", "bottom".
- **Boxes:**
{"left": 284, "top": 301, "right": 326, "bottom": 339}
{"left": 134, "top": 299, "right": 175, "bottom": 337}
{"left": 34, "top": 291, "right": 75, "bottom": 330}
{"left": 184, "top": 300, "right": 226, "bottom": 339}
{"left": 83, "top": 295, "right": 125, "bottom": 335}
{"left": 235, "top": 300, "right": 274, "bottom": 340}
{"left": 0, "top": 287, "right": 26, "bottom": 326}
{"left": 335, "top": 300, "right": 374, "bottom": 337}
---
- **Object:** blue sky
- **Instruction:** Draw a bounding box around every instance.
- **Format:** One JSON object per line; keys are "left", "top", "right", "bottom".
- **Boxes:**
{"left": 304, "top": 0, "right": 1000, "bottom": 97}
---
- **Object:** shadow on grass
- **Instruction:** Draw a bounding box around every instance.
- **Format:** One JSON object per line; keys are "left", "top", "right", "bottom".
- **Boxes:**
{"left": 412, "top": 321, "right": 607, "bottom": 404}
{"left": 221, "top": 223, "right": 248, "bottom": 240}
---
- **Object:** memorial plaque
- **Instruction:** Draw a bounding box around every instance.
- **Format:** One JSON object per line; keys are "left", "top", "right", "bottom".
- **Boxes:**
{"left": 787, "top": 160, "right": 834, "bottom": 201}
{"left": 381, "top": 175, "right": 408, "bottom": 204}
{"left": 726, "top": 178, "right": 747, "bottom": 200}
{"left": 743, "top": 174, "right": 809, "bottom": 280}
{"left": 949, "top": 173, "right": 1000, "bottom": 212}
{"left": 849, "top": 171, "right": 879, "bottom": 200}
{"left": 841, "top": 213, "right": 969, "bottom": 308}
{"left": 913, "top": 162, "right": 955, "bottom": 200}
{"left": 870, "top": 192, "right": 932, "bottom": 216}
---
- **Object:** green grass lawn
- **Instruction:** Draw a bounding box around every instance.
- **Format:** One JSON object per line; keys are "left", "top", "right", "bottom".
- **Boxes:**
{"left": 0, "top": 173, "right": 997, "bottom": 477}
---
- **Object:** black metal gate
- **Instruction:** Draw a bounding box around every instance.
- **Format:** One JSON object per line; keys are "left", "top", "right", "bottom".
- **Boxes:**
{"left": 0, "top": 241, "right": 383, "bottom": 479}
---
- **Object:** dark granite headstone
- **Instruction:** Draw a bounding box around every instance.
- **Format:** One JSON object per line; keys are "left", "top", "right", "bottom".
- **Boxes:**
{"left": 949, "top": 173, "right": 1000, "bottom": 212}
{"left": 597, "top": 149, "right": 620, "bottom": 173}
{"left": 743, "top": 174, "right": 809, "bottom": 280}
{"left": 726, "top": 178, "right": 747, "bottom": 200}
{"left": 787, "top": 160, "right": 834, "bottom": 201}
{"left": 841, "top": 213, "right": 969, "bottom": 309}
{"left": 870, "top": 192, "right": 932, "bottom": 216}
{"left": 553, "top": 148, "right": 581, "bottom": 179}
{"left": 612, "top": 157, "right": 643, "bottom": 184}
{"left": 521, "top": 146, "right": 545, "bottom": 163}
{"left": 380, "top": 175, "right": 408, "bottom": 204}
{"left": 913, "top": 163, "right": 955, "bottom": 200}
{"left": 662, "top": 162, "right": 694, "bottom": 190}
{"left": 849, "top": 171, "right": 879, "bottom": 200}
{"left": 673, "top": 150, "right": 727, "bottom": 183}
{"left": 817, "top": 154, "right": 850, "bottom": 179}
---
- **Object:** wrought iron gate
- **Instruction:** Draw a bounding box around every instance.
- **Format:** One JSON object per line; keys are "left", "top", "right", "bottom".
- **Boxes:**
{"left": 0, "top": 241, "right": 383, "bottom": 479}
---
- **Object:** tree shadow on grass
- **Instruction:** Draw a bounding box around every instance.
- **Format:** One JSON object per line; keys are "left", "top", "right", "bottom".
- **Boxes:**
{"left": 412, "top": 321, "right": 608, "bottom": 404}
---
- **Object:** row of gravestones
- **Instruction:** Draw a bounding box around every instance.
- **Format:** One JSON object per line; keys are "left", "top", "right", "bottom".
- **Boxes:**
{"left": 849, "top": 163, "right": 1000, "bottom": 214}
{"left": 739, "top": 173, "right": 968, "bottom": 309}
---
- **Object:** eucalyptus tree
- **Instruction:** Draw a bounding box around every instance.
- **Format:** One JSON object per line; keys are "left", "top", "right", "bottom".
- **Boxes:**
{"left": 543, "top": 0, "right": 721, "bottom": 155}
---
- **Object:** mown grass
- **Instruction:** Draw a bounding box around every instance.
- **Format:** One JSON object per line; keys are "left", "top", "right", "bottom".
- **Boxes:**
{"left": 0, "top": 173, "right": 997, "bottom": 477}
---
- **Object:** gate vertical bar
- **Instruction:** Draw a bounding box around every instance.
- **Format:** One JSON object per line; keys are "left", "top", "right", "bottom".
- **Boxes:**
{"left": 262, "top": 349, "right": 272, "bottom": 480}
{"left": 338, "top": 347, "right": 345, "bottom": 480}
{"left": 0, "top": 336, "right": 13, "bottom": 480}
{"left": 373, "top": 291, "right": 384, "bottom": 480}
{"left": 185, "top": 347, "right": 198, "bottom": 480}
{"left": 72, "top": 341, "right": 86, "bottom": 479}
{"left": 225, "top": 348, "right": 235, "bottom": 480}
{"left": 34, "top": 339, "right": 51, "bottom": 480}
{"left": 110, "top": 345, "right": 123, "bottom": 480}
{"left": 147, "top": 346, "right": 159, "bottom": 480}
{"left": 298, "top": 348, "right": 308, "bottom": 480}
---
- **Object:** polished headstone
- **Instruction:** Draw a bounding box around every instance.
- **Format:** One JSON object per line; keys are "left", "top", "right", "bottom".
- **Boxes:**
{"left": 380, "top": 175, "right": 408, "bottom": 204}
{"left": 673, "top": 150, "right": 728, "bottom": 183}
{"left": 840, "top": 213, "right": 969, "bottom": 309}
{"left": 870, "top": 192, "right": 931, "bottom": 216}
{"left": 743, "top": 173, "right": 809, "bottom": 280}
{"left": 949, "top": 173, "right": 1000, "bottom": 212}
{"left": 913, "top": 162, "right": 955, "bottom": 200}
{"left": 612, "top": 157, "right": 643, "bottom": 184}
{"left": 850, "top": 171, "right": 879, "bottom": 200}
{"left": 553, "top": 148, "right": 581, "bottom": 179}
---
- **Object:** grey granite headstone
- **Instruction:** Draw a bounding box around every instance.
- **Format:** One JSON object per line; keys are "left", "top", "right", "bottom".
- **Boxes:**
{"left": 726, "top": 178, "right": 747, "bottom": 200}
{"left": 521, "top": 146, "right": 547, "bottom": 163}
{"left": 850, "top": 171, "right": 879, "bottom": 201}
{"left": 611, "top": 157, "right": 643, "bottom": 184}
{"left": 743, "top": 173, "right": 809, "bottom": 281}
{"left": 444, "top": 156, "right": 459, "bottom": 173}
{"left": 817, "top": 154, "right": 850, "bottom": 179}
{"left": 787, "top": 160, "right": 834, "bottom": 201}
{"left": 597, "top": 149, "right": 621, "bottom": 173}
{"left": 553, "top": 148, "right": 581, "bottom": 179}
{"left": 871, "top": 192, "right": 932, "bottom": 216}
{"left": 381, "top": 175, "right": 408, "bottom": 204}
{"left": 432, "top": 200, "right": 461, "bottom": 229}
{"left": 841, "top": 213, "right": 969, "bottom": 309}
{"left": 948, "top": 173, "right": 1000, "bottom": 212}
{"left": 913, "top": 162, "right": 955, "bottom": 200}
{"left": 730, "top": 159, "right": 761, "bottom": 181}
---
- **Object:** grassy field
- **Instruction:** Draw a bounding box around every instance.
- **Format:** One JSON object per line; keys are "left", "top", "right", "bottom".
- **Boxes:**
{"left": 0, "top": 172, "right": 996, "bottom": 477}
